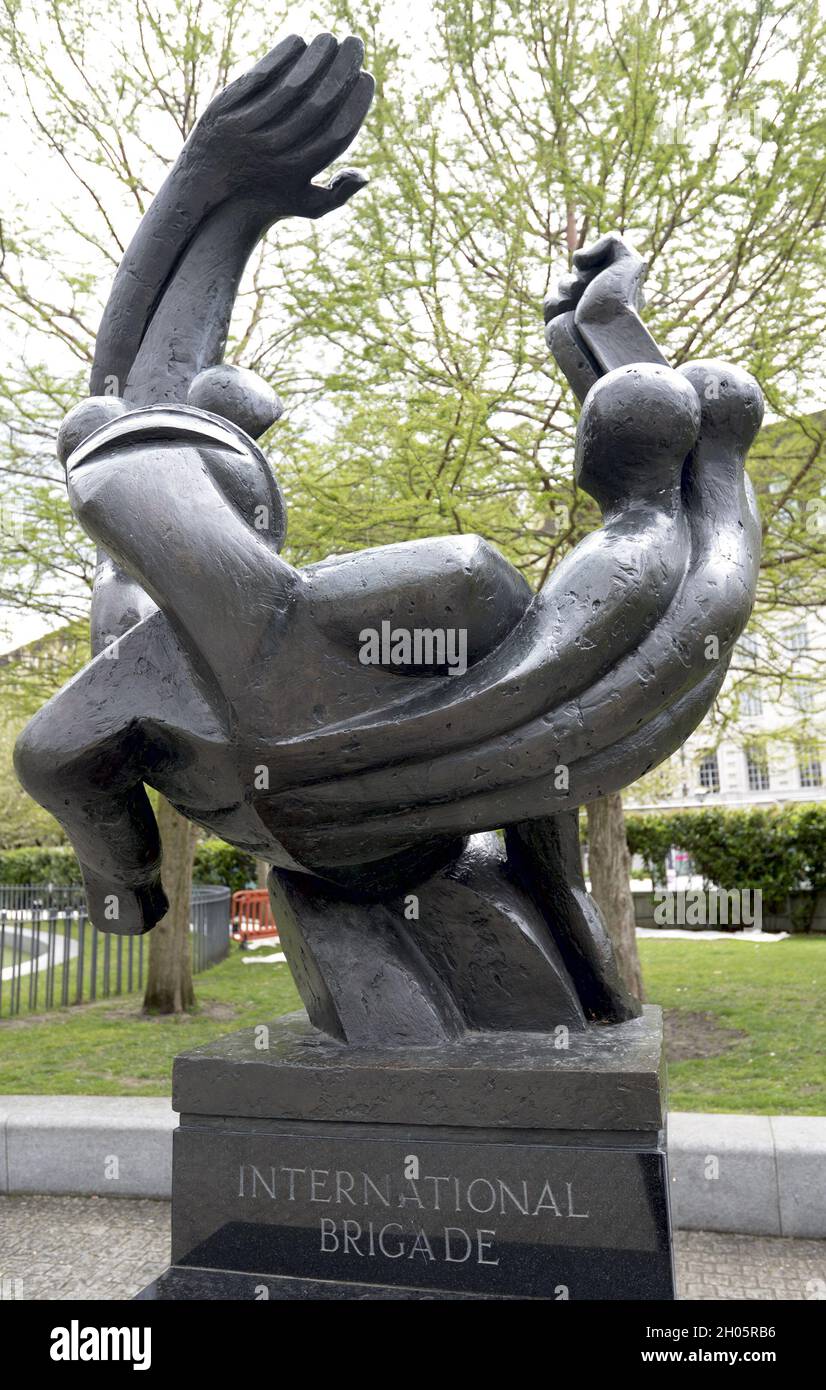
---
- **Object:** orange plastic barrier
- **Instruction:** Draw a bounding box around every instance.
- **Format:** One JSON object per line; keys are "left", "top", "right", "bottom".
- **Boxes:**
{"left": 231, "top": 889, "right": 280, "bottom": 944}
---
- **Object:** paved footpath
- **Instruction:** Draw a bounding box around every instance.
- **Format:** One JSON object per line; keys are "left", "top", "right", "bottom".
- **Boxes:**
{"left": 0, "top": 1196, "right": 824, "bottom": 1301}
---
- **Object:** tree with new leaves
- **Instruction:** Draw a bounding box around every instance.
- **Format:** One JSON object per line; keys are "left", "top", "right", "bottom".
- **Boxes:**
{"left": 1, "top": 0, "right": 825, "bottom": 1000}
{"left": 0, "top": 0, "right": 297, "bottom": 1011}
{"left": 265, "top": 0, "right": 826, "bottom": 991}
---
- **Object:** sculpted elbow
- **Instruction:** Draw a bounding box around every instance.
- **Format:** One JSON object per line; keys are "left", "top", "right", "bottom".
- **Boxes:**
{"left": 13, "top": 710, "right": 57, "bottom": 809}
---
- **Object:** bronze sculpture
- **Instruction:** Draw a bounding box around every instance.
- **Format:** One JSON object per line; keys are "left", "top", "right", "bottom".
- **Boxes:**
{"left": 14, "top": 31, "right": 763, "bottom": 1048}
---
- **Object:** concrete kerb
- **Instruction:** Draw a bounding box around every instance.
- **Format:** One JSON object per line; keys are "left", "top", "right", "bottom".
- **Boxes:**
{"left": 0, "top": 1097, "right": 823, "bottom": 1236}
{"left": 0, "top": 1096, "right": 175, "bottom": 1198}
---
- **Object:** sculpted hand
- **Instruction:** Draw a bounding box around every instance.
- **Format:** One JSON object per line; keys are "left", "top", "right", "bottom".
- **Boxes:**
{"left": 544, "top": 233, "right": 666, "bottom": 375}
{"left": 91, "top": 33, "right": 373, "bottom": 402}
{"left": 187, "top": 32, "right": 374, "bottom": 218}
{"left": 571, "top": 233, "right": 648, "bottom": 326}
{"left": 544, "top": 233, "right": 646, "bottom": 327}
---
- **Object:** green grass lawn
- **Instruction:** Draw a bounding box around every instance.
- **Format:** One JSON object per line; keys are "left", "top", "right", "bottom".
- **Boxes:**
{"left": 0, "top": 947, "right": 302, "bottom": 1096}
{"left": 0, "top": 938, "right": 32, "bottom": 969}
{"left": 638, "top": 936, "right": 825, "bottom": 1115}
{"left": 0, "top": 937, "right": 823, "bottom": 1115}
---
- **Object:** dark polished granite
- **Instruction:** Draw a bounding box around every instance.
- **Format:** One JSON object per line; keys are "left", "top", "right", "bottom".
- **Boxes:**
{"left": 140, "top": 1009, "right": 675, "bottom": 1300}
{"left": 168, "top": 1130, "right": 672, "bottom": 1299}
{"left": 137, "top": 1267, "right": 501, "bottom": 1300}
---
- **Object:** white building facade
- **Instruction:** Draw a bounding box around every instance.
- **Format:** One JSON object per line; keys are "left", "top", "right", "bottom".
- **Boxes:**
{"left": 626, "top": 610, "right": 825, "bottom": 812}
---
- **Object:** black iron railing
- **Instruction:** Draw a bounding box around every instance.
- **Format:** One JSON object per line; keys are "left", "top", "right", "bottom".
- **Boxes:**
{"left": 0, "top": 883, "right": 230, "bottom": 1019}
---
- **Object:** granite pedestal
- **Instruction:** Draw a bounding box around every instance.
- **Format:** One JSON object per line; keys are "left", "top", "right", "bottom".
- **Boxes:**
{"left": 138, "top": 1007, "right": 675, "bottom": 1300}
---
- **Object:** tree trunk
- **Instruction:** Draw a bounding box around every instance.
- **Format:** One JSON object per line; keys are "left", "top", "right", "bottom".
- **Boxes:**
{"left": 143, "top": 795, "right": 197, "bottom": 1013}
{"left": 256, "top": 858, "right": 269, "bottom": 890}
{"left": 585, "top": 792, "right": 644, "bottom": 1001}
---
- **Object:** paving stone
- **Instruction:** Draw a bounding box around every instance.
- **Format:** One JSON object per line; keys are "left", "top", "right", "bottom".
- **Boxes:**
{"left": 0, "top": 1196, "right": 824, "bottom": 1300}
{"left": 673, "top": 1230, "right": 826, "bottom": 1301}
{"left": 0, "top": 1195, "right": 169, "bottom": 1300}
{"left": 5, "top": 1096, "right": 175, "bottom": 1198}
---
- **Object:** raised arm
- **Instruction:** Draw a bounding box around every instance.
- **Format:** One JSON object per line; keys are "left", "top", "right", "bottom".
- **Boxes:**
{"left": 91, "top": 33, "right": 373, "bottom": 400}
{"left": 83, "top": 32, "right": 373, "bottom": 651}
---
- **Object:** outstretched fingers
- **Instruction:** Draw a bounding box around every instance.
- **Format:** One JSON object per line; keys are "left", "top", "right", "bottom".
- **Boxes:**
{"left": 253, "top": 35, "right": 365, "bottom": 146}
{"left": 292, "top": 71, "right": 375, "bottom": 180}
{"left": 215, "top": 34, "right": 307, "bottom": 115}
{"left": 232, "top": 32, "right": 339, "bottom": 130}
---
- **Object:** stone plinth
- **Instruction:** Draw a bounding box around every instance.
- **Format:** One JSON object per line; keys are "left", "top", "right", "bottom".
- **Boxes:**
{"left": 138, "top": 1007, "right": 675, "bottom": 1301}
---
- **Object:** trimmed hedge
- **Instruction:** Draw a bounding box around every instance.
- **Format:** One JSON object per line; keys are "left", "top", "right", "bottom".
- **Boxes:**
{"left": 0, "top": 845, "right": 82, "bottom": 885}
{"left": 626, "top": 804, "right": 826, "bottom": 916}
{"left": 0, "top": 838, "right": 258, "bottom": 895}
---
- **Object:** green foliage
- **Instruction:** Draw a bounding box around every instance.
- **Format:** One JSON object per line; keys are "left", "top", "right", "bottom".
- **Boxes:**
{"left": 3, "top": 0, "right": 823, "bottom": 611}
{"left": 0, "top": 844, "right": 81, "bottom": 884}
{"left": 0, "top": 836, "right": 255, "bottom": 893}
{"left": 626, "top": 804, "right": 826, "bottom": 913}
{"left": 193, "top": 839, "right": 257, "bottom": 896}
{"left": 271, "top": 0, "right": 826, "bottom": 606}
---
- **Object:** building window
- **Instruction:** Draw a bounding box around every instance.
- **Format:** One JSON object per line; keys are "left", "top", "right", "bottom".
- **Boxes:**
{"left": 745, "top": 746, "right": 770, "bottom": 792}
{"left": 798, "top": 744, "right": 823, "bottom": 789}
{"left": 697, "top": 753, "right": 720, "bottom": 793}
{"left": 740, "top": 686, "right": 763, "bottom": 717}
{"left": 791, "top": 682, "right": 815, "bottom": 712}
{"left": 788, "top": 622, "right": 809, "bottom": 653}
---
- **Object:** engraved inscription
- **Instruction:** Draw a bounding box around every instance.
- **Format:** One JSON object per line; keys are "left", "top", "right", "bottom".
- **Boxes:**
{"left": 171, "top": 1131, "right": 672, "bottom": 1297}
{"left": 237, "top": 1163, "right": 589, "bottom": 1268}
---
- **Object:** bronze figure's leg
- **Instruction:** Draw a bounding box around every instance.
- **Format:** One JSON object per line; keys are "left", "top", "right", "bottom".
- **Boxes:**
{"left": 14, "top": 621, "right": 168, "bottom": 935}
